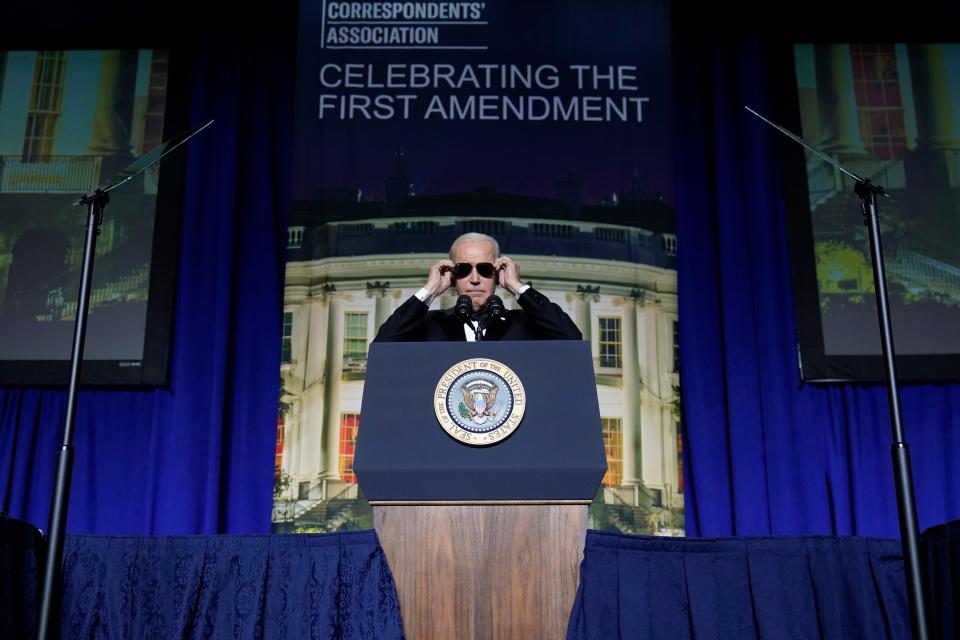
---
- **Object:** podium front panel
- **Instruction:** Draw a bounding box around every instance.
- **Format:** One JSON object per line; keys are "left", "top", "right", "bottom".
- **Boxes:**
{"left": 354, "top": 341, "right": 605, "bottom": 501}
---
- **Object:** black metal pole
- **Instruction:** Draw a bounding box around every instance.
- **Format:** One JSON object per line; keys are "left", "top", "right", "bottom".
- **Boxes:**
{"left": 36, "top": 190, "right": 107, "bottom": 640}
{"left": 855, "top": 181, "right": 929, "bottom": 640}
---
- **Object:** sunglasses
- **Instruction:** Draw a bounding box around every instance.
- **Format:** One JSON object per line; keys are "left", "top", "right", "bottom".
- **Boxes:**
{"left": 452, "top": 262, "right": 496, "bottom": 279}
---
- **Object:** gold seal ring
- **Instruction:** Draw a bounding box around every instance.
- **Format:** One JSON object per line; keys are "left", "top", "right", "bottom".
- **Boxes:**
{"left": 433, "top": 358, "right": 526, "bottom": 446}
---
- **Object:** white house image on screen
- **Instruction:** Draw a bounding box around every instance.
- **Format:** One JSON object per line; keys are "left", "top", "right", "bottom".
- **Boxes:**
{"left": 794, "top": 43, "right": 960, "bottom": 308}
{"left": 273, "top": 177, "right": 683, "bottom": 535}
{"left": 0, "top": 49, "right": 167, "bottom": 360}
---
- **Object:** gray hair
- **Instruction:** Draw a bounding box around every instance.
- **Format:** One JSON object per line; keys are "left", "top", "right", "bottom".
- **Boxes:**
{"left": 449, "top": 232, "right": 500, "bottom": 260}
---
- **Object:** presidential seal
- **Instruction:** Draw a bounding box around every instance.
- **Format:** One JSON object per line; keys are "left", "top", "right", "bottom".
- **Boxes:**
{"left": 434, "top": 358, "right": 526, "bottom": 446}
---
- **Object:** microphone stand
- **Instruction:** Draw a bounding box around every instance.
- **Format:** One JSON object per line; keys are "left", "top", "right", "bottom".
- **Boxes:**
{"left": 745, "top": 107, "right": 929, "bottom": 640}
{"left": 34, "top": 120, "right": 214, "bottom": 640}
{"left": 856, "top": 179, "right": 929, "bottom": 640}
{"left": 35, "top": 189, "right": 107, "bottom": 640}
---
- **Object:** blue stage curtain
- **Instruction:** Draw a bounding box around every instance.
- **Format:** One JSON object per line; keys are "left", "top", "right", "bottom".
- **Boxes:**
{"left": 58, "top": 530, "right": 403, "bottom": 640}
{"left": 675, "top": 32, "right": 960, "bottom": 537}
{"left": 567, "top": 530, "right": 909, "bottom": 640}
{"left": 0, "top": 34, "right": 291, "bottom": 534}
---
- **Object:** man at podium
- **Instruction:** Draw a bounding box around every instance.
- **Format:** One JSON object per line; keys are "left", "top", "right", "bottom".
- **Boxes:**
{"left": 374, "top": 232, "right": 582, "bottom": 342}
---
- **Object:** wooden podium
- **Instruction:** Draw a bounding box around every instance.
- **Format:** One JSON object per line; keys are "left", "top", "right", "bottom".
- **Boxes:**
{"left": 356, "top": 342, "right": 604, "bottom": 640}
{"left": 373, "top": 502, "right": 587, "bottom": 639}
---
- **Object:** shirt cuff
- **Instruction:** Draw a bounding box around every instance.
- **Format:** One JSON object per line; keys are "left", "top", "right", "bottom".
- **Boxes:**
{"left": 514, "top": 284, "right": 531, "bottom": 298}
{"left": 414, "top": 287, "right": 434, "bottom": 306}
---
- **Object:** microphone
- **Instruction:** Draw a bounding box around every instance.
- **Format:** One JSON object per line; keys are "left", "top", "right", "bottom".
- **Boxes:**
{"left": 454, "top": 295, "right": 473, "bottom": 323}
{"left": 482, "top": 295, "right": 505, "bottom": 320}
{"left": 474, "top": 295, "right": 505, "bottom": 342}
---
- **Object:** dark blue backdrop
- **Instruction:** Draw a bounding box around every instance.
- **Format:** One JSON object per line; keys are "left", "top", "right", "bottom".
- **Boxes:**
{"left": 0, "top": 30, "right": 292, "bottom": 534}
{"left": 1, "top": 5, "right": 958, "bottom": 540}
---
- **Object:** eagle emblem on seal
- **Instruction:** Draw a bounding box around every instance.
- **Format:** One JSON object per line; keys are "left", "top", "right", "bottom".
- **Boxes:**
{"left": 459, "top": 384, "right": 497, "bottom": 424}
{"left": 458, "top": 382, "right": 500, "bottom": 425}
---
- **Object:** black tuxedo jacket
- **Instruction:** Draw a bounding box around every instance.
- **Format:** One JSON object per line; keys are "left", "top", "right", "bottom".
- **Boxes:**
{"left": 373, "top": 288, "right": 582, "bottom": 342}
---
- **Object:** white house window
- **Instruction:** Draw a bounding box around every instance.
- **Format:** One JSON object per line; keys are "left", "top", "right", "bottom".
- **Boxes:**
{"left": 281, "top": 312, "right": 293, "bottom": 364}
{"left": 23, "top": 50, "right": 67, "bottom": 161}
{"left": 598, "top": 316, "right": 622, "bottom": 368}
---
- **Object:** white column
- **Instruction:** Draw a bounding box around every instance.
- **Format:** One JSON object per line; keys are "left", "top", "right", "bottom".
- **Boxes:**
{"left": 321, "top": 296, "right": 344, "bottom": 478}
{"left": 907, "top": 44, "right": 960, "bottom": 151}
{"left": 814, "top": 44, "right": 868, "bottom": 156}
{"left": 282, "top": 401, "right": 299, "bottom": 478}
{"left": 572, "top": 286, "right": 599, "bottom": 357}
{"left": 288, "top": 301, "right": 320, "bottom": 478}
{"left": 637, "top": 302, "right": 664, "bottom": 490}
{"left": 375, "top": 295, "right": 391, "bottom": 328}
{"left": 292, "top": 300, "right": 325, "bottom": 477}
{"left": 88, "top": 51, "right": 137, "bottom": 156}
{"left": 620, "top": 300, "right": 642, "bottom": 486}
{"left": 368, "top": 282, "right": 393, "bottom": 329}
{"left": 572, "top": 297, "right": 592, "bottom": 344}
{"left": 305, "top": 300, "right": 326, "bottom": 388}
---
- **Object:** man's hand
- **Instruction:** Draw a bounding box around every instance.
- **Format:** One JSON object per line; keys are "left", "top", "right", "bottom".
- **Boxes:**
{"left": 425, "top": 259, "right": 455, "bottom": 297}
{"left": 494, "top": 257, "right": 523, "bottom": 295}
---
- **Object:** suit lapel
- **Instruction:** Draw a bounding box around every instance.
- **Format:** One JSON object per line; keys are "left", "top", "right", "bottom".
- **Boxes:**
{"left": 439, "top": 308, "right": 467, "bottom": 341}
{"left": 481, "top": 313, "right": 514, "bottom": 341}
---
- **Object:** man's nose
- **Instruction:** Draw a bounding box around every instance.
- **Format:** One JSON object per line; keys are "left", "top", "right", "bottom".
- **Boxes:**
{"left": 469, "top": 267, "right": 481, "bottom": 283}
